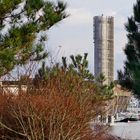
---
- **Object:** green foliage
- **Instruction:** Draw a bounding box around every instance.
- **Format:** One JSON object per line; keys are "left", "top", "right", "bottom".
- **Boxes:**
{"left": 35, "top": 53, "right": 94, "bottom": 82}
{"left": 118, "top": 0, "right": 140, "bottom": 97}
{"left": 0, "top": 0, "right": 67, "bottom": 76}
{"left": 66, "top": 53, "right": 94, "bottom": 80}
{"left": 94, "top": 73, "right": 114, "bottom": 100}
{"left": 34, "top": 54, "right": 114, "bottom": 100}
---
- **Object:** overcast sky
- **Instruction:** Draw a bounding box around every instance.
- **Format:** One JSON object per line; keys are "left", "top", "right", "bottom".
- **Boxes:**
{"left": 47, "top": 0, "right": 136, "bottom": 79}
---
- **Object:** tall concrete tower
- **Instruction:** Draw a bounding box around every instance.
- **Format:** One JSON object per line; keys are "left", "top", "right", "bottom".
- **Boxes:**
{"left": 94, "top": 15, "right": 114, "bottom": 84}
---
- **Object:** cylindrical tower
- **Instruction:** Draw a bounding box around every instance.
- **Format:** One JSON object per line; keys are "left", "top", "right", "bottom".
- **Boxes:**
{"left": 94, "top": 15, "right": 114, "bottom": 84}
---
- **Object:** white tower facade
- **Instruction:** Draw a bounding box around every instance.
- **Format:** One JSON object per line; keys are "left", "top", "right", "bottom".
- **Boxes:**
{"left": 94, "top": 16, "right": 114, "bottom": 84}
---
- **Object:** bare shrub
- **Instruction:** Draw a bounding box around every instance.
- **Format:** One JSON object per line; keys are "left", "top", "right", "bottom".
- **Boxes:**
{"left": 0, "top": 63, "right": 115, "bottom": 139}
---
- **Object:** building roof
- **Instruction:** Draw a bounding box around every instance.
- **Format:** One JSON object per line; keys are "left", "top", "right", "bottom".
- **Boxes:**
{"left": 113, "top": 84, "right": 132, "bottom": 97}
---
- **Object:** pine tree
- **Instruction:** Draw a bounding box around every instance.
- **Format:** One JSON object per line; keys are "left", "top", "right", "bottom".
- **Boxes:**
{"left": 34, "top": 54, "right": 114, "bottom": 99}
{"left": 0, "top": 0, "right": 67, "bottom": 76}
{"left": 118, "top": 0, "right": 140, "bottom": 96}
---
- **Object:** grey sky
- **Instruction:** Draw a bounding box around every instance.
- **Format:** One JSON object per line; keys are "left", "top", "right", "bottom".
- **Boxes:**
{"left": 47, "top": 0, "right": 136, "bottom": 79}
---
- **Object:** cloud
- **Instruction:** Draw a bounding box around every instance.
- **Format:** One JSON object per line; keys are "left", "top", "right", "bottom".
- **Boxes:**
{"left": 65, "top": 8, "right": 93, "bottom": 25}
